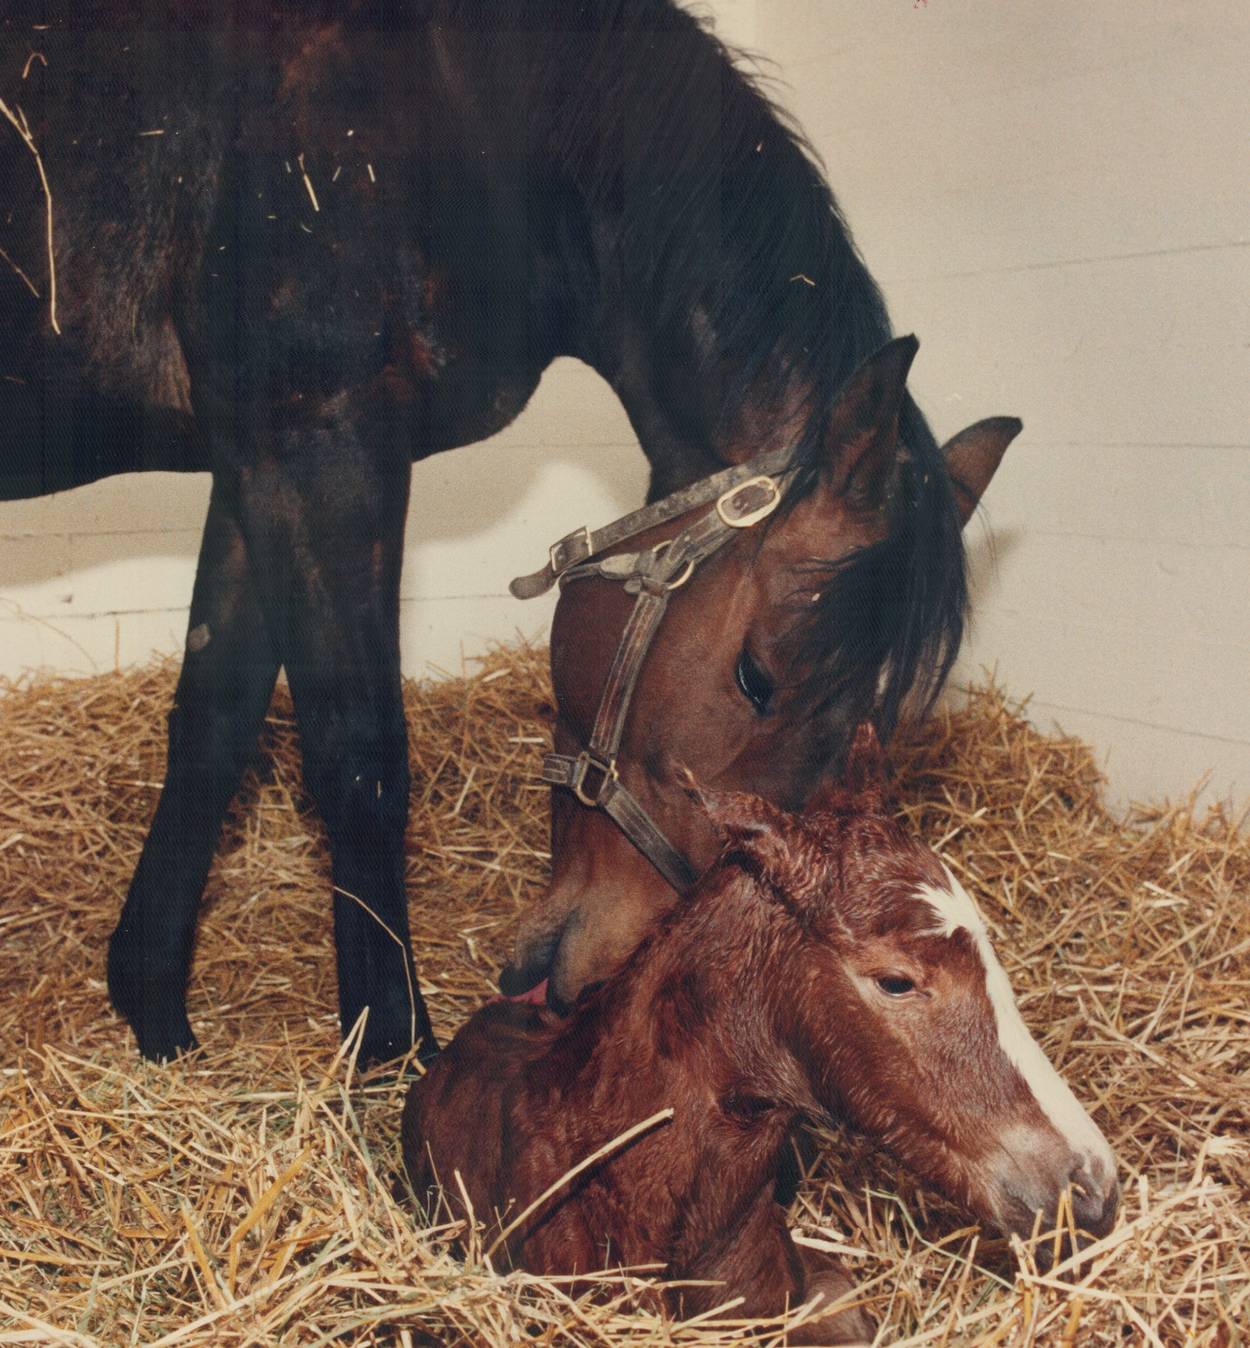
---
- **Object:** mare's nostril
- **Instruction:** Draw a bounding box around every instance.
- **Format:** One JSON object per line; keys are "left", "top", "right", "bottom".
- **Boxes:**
{"left": 499, "top": 914, "right": 573, "bottom": 996}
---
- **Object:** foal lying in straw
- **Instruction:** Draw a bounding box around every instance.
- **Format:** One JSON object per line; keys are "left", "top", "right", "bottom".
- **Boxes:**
{"left": 402, "top": 726, "right": 1118, "bottom": 1343}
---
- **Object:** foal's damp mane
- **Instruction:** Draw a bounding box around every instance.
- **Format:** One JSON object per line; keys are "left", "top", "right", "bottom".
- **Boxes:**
{"left": 527, "top": 0, "right": 968, "bottom": 741}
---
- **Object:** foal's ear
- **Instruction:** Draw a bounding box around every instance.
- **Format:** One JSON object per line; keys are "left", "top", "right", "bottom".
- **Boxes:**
{"left": 805, "top": 723, "right": 886, "bottom": 815}
{"left": 942, "top": 416, "right": 1022, "bottom": 525}
{"left": 690, "top": 784, "right": 798, "bottom": 881}
{"left": 824, "top": 335, "right": 919, "bottom": 510}
{"left": 844, "top": 721, "right": 886, "bottom": 803}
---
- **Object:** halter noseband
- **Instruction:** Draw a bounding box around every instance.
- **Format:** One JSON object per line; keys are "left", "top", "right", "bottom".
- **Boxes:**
{"left": 510, "top": 446, "right": 794, "bottom": 891}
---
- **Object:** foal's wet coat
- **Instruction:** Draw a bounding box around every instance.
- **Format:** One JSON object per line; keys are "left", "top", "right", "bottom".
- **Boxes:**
{"left": 405, "top": 728, "right": 1118, "bottom": 1342}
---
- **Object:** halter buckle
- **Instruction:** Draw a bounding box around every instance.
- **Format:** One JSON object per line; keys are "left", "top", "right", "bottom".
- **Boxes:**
{"left": 716, "top": 475, "right": 781, "bottom": 529}
{"left": 549, "top": 526, "right": 592, "bottom": 576}
{"left": 570, "top": 751, "right": 618, "bottom": 808}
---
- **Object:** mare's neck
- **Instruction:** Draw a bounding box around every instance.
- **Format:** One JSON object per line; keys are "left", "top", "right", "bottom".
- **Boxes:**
{"left": 518, "top": 4, "right": 853, "bottom": 492}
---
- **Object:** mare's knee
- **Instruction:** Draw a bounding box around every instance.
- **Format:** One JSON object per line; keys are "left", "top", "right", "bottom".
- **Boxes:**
{"left": 164, "top": 701, "right": 256, "bottom": 807}
{"left": 303, "top": 735, "right": 411, "bottom": 842}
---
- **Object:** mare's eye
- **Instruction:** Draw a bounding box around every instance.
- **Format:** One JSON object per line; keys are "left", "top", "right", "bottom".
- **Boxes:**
{"left": 735, "top": 647, "right": 774, "bottom": 714}
{"left": 875, "top": 975, "right": 916, "bottom": 997}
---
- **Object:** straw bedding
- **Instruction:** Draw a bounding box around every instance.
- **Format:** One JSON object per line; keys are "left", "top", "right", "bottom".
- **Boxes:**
{"left": 0, "top": 644, "right": 1246, "bottom": 1345}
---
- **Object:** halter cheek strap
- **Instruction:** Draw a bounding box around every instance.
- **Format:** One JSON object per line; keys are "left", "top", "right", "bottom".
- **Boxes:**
{"left": 510, "top": 445, "right": 793, "bottom": 890}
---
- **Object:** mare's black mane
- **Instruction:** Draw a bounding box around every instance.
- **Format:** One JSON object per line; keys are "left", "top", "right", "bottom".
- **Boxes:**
{"left": 522, "top": 0, "right": 967, "bottom": 737}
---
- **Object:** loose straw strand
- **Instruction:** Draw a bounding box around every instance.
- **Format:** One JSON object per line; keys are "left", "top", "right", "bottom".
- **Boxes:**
{"left": 332, "top": 883, "right": 418, "bottom": 1053}
{"left": 0, "top": 240, "right": 39, "bottom": 298}
{"left": 0, "top": 96, "right": 60, "bottom": 333}
{"left": 484, "top": 1108, "right": 674, "bottom": 1260}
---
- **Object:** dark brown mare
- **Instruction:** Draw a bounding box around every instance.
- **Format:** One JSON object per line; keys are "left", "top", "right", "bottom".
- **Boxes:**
{"left": 3, "top": 0, "right": 1013, "bottom": 1065}
{"left": 404, "top": 727, "right": 1119, "bottom": 1342}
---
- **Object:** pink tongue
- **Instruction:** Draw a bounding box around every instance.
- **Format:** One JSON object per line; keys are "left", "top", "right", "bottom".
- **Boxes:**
{"left": 489, "top": 978, "right": 549, "bottom": 1008}
{"left": 508, "top": 978, "right": 549, "bottom": 1006}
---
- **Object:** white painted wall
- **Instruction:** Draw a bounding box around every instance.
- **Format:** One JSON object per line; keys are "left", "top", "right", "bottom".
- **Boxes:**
{"left": 1, "top": 0, "right": 1246, "bottom": 816}
{"left": 752, "top": 0, "right": 1250, "bottom": 815}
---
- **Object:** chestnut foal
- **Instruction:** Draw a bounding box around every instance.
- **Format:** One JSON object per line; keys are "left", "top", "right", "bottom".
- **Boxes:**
{"left": 402, "top": 726, "right": 1118, "bottom": 1341}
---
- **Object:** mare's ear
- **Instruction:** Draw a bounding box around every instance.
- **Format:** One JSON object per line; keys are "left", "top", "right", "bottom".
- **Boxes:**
{"left": 689, "top": 784, "right": 798, "bottom": 886}
{"left": 824, "top": 335, "right": 919, "bottom": 511}
{"left": 942, "top": 416, "right": 1022, "bottom": 525}
{"left": 805, "top": 722, "right": 886, "bottom": 815}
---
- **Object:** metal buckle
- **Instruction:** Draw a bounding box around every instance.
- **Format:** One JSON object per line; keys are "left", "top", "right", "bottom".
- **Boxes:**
{"left": 549, "top": 526, "right": 592, "bottom": 575}
{"left": 570, "top": 751, "right": 618, "bottom": 808}
{"left": 650, "top": 538, "right": 696, "bottom": 591}
{"left": 716, "top": 475, "right": 781, "bottom": 529}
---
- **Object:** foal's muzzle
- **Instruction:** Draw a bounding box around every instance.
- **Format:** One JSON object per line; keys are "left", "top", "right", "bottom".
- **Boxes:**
{"left": 992, "top": 1148, "right": 1119, "bottom": 1251}
{"left": 1067, "top": 1159, "right": 1120, "bottom": 1240}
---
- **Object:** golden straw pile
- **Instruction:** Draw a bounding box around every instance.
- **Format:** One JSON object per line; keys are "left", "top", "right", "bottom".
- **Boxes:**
{"left": 0, "top": 645, "right": 1246, "bottom": 1345}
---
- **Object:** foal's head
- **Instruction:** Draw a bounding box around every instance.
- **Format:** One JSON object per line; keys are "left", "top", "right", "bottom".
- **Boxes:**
{"left": 695, "top": 725, "right": 1119, "bottom": 1244}
{"left": 505, "top": 339, "right": 1020, "bottom": 1007}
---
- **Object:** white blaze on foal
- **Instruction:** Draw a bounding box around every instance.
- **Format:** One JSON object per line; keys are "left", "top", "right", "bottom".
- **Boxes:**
{"left": 917, "top": 866, "right": 1117, "bottom": 1182}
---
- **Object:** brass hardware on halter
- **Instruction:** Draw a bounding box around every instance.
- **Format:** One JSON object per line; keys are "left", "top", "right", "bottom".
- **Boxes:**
{"left": 570, "top": 751, "right": 619, "bottom": 808}
{"left": 650, "top": 539, "right": 696, "bottom": 591}
{"left": 715, "top": 475, "right": 781, "bottom": 529}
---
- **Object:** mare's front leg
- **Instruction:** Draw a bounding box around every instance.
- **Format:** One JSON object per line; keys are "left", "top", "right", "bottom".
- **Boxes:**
{"left": 233, "top": 437, "right": 437, "bottom": 1066}
{"left": 108, "top": 486, "right": 280, "bottom": 1060}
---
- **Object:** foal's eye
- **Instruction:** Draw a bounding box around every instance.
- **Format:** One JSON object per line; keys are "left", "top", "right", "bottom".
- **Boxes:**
{"left": 875, "top": 975, "right": 916, "bottom": 997}
{"left": 735, "top": 647, "right": 774, "bottom": 714}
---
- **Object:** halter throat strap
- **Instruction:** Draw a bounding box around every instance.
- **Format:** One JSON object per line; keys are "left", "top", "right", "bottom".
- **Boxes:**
{"left": 510, "top": 444, "right": 795, "bottom": 891}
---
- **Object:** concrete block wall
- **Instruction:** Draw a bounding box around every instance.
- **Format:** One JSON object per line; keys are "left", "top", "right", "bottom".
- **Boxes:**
{"left": 1, "top": 0, "right": 1246, "bottom": 817}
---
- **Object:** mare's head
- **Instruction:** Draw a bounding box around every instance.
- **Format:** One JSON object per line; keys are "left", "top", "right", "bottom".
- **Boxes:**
{"left": 504, "top": 339, "right": 1020, "bottom": 1007}
{"left": 696, "top": 724, "right": 1119, "bottom": 1244}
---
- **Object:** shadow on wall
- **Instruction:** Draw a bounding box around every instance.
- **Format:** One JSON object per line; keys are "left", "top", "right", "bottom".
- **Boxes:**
{"left": 963, "top": 521, "right": 1023, "bottom": 613}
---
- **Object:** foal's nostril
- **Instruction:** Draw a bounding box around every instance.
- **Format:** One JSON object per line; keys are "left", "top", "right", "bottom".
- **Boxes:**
{"left": 1069, "top": 1163, "right": 1119, "bottom": 1239}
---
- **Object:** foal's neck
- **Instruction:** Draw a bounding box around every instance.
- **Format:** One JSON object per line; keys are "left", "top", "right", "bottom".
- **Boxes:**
{"left": 571, "top": 870, "right": 802, "bottom": 1221}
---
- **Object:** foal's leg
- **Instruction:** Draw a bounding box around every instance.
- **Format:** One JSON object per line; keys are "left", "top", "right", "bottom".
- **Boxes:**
{"left": 792, "top": 1245, "right": 875, "bottom": 1346}
{"left": 233, "top": 446, "right": 437, "bottom": 1067}
{"left": 108, "top": 487, "right": 279, "bottom": 1061}
{"left": 685, "top": 1196, "right": 873, "bottom": 1346}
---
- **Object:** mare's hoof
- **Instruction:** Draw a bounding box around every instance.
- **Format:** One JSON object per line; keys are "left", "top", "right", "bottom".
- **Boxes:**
{"left": 358, "top": 1023, "right": 441, "bottom": 1073}
{"left": 108, "top": 967, "right": 199, "bottom": 1063}
{"left": 132, "top": 1016, "right": 199, "bottom": 1064}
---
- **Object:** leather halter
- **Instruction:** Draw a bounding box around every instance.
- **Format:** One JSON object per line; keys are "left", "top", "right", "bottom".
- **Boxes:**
{"left": 510, "top": 446, "right": 794, "bottom": 891}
